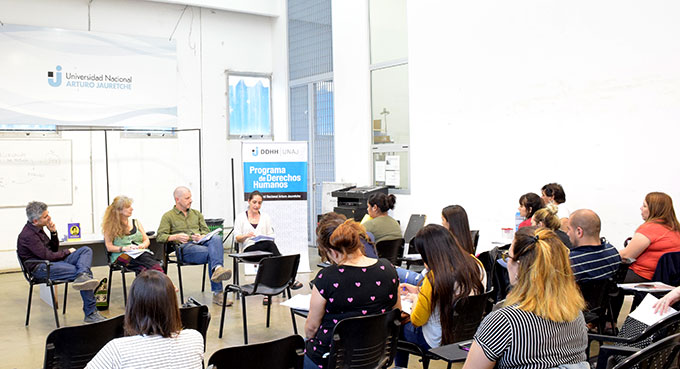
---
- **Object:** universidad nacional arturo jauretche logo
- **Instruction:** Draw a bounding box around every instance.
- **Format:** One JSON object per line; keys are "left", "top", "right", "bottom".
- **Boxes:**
{"left": 47, "top": 65, "right": 62, "bottom": 87}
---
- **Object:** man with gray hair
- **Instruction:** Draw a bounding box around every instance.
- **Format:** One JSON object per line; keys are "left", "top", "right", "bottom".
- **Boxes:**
{"left": 157, "top": 186, "right": 232, "bottom": 306}
{"left": 17, "top": 201, "right": 105, "bottom": 323}
{"left": 567, "top": 209, "right": 621, "bottom": 282}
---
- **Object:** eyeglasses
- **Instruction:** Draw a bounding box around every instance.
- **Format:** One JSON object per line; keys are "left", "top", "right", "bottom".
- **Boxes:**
{"left": 501, "top": 250, "right": 515, "bottom": 263}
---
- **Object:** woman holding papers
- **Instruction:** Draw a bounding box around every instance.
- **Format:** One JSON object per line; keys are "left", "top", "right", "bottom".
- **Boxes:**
{"left": 102, "top": 196, "right": 163, "bottom": 274}
{"left": 305, "top": 219, "right": 400, "bottom": 369}
{"left": 396, "top": 225, "right": 486, "bottom": 367}
{"left": 234, "top": 191, "right": 303, "bottom": 295}
{"left": 86, "top": 270, "right": 203, "bottom": 369}
{"left": 463, "top": 227, "right": 588, "bottom": 369}
{"left": 620, "top": 192, "right": 680, "bottom": 282}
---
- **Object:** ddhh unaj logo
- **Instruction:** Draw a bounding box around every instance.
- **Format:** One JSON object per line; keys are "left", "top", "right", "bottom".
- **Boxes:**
{"left": 47, "top": 65, "right": 62, "bottom": 87}
{"left": 251, "top": 147, "right": 259, "bottom": 156}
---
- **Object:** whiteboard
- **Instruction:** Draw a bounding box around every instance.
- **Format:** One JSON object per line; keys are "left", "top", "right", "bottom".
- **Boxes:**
{"left": 0, "top": 139, "right": 72, "bottom": 208}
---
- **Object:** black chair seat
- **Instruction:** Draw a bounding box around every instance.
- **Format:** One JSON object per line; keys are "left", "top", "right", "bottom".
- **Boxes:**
{"left": 230, "top": 283, "right": 288, "bottom": 297}
{"left": 219, "top": 254, "right": 301, "bottom": 344}
{"left": 208, "top": 334, "right": 305, "bottom": 369}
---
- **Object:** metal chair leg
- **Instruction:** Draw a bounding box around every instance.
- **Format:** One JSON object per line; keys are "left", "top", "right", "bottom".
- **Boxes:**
{"left": 121, "top": 270, "right": 127, "bottom": 306}
{"left": 219, "top": 289, "right": 228, "bottom": 339}
{"left": 49, "top": 284, "right": 60, "bottom": 328}
{"left": 287, "top": 288, "right": 298, "bottom": 334}
{"left": 62, "top": 283, "right": 68, "bottom": 314}
{"left": 266, "top": 295, "right": 272, "bottom": 328}
{"left": 176, "top": 264, "right": 184, "bottom": 304}
{"left": 242, "top": 296, "right": 248, "bottom": 344}
{"left": 107, "top": 266, "right": 113, "bottom": 307}
{"left": 26, "top": 283, "right": 34, "bottom": 326}
{"left": 201, "top": 264, "right": 207, "bottom": 292}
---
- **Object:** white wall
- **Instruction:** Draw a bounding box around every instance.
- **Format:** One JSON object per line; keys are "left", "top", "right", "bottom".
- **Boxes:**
{"left": 333, "top": 0, "right": 680, "bottom": 251}
{"left": 0, "top": 0, "right": 286, "bottom": 270}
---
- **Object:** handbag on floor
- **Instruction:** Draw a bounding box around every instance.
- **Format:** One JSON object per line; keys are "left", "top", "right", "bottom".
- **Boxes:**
{"left": 95, "top": 277, "right": 109, "bottom": 311}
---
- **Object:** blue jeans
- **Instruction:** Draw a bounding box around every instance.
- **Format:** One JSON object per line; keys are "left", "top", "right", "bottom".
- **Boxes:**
{"left": 304, "top": 354, "right": 321, "bottom": 369}
{"left": 178, "top": 236, "right": 225, "bottom": 292}
{"left": 397, "top": 267, "right": 424, "bottom": 286}
{"left": 394, "top": 322, "right": 431, "bottom": 367}
{"left": 32, "top": 247, "right": 96, "bottom": 317}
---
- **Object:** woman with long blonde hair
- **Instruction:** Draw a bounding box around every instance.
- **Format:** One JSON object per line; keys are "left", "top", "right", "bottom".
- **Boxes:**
{"left": 102, "top": 196, "right": 163, "bottom": 274}
{"left": 463, "top": 226, "right": 588, "bottom": 369}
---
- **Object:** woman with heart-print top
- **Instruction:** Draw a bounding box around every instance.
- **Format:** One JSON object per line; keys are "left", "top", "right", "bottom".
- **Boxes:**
{"left": 304, "top": 218, "right": 400, "bottom": 369}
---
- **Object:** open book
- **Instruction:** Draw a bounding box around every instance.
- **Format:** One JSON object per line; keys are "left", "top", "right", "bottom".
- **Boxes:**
{"left": 197, "top": 228, "right": 222, "bottom": 244}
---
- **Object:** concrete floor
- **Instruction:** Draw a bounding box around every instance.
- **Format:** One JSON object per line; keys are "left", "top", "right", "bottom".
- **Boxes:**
{"left": 1, "top": 248, "right": 456, "bottom": 369}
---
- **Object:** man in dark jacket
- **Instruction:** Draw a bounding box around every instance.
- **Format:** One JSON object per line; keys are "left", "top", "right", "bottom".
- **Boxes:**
{"left": 17, "top": 201, "right": 104, "bottom": 323}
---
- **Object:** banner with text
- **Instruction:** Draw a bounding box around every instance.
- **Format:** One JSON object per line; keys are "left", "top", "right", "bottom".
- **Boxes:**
{"left": 241, "top": 141, "right": 310, "bottom": 272}
{"left": 0, "top": 24, "right": 177, "bottom": 127}
{"left": 242, "top": 142, "right": 308, "bottom": 201}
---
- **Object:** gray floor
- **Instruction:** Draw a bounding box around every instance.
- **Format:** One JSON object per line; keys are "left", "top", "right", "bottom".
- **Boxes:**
{"left": 1, "top": 248, "right": 455, "bottom": 369}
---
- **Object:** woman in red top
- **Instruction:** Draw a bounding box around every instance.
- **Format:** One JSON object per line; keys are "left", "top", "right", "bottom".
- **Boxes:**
{"left": 517, "top": 193, "right": 544, "bottom": 229}
{"left": 620, "top": 192, "right": 680, "bottom": 281}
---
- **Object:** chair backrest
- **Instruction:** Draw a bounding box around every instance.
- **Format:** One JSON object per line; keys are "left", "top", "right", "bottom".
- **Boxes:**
{"left": 207, "top": 334, "right": 305, "bottom": 369}
{"left": 578, "top": 278, "right": 615, "bottom": 312}
{"left": 16, "top": 252, "right": 33, "bottom": 283}
{"left": 635, "top": 310, "right": 680, "bottom": 343}
{"left": 253, "top": 254, "right": 301, "bottom": 292}
{"left": 180, "top": 304, "right": 211, "bottom": 350}
{"left": 44, "top": 315, "right": 125, "bottom": 369}
{"left": 375, "top": 238, "right": 405, "bottom": 265}
{"left": 470, "top": 230, "right": 480, "bottom": 251}
{"left": 652, "top": 251, "right": 680, "bottom": 286}
{"left": 449, "top": 288, "right": 495, "bottom": 343}
{"left": 612, "top": 332, "right": 680, "bottom": 369}
{"left": 403, "top": 214, "right": 426, "bottom": 245}
{"left": 326, "top": 309, "right": 401, "bottom": 369}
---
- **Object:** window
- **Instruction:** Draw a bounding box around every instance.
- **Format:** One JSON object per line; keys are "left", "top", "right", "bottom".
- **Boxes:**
{"left": 227, "top": 74, "right": 272, "bottom": 139}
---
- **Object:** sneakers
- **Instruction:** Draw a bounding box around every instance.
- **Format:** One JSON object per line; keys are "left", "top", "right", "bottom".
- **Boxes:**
{"left": 84, "top": 311, "right": 106, "bottom": 323}
{"left": 213, "top": 291, "right": 233, "bottom": 307}
{"left": 210, "top": 266, "right": 233, "bottom": 283}
{"left": 72, "top": 273, "right": 100, "bottom": 291}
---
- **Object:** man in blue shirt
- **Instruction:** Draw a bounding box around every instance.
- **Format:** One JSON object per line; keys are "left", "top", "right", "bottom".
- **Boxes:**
{"left": 567, "top": 209, "right": 621, "bottom": 282}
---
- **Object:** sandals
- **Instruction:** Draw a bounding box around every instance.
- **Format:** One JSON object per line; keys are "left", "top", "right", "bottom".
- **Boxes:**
{"left": 291, "top": 280, "right": 304, "bottom": 290}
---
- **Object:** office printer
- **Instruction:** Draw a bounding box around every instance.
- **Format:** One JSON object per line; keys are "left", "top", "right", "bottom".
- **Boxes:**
{"left": 331, "top": 185, "right": 388, "bottom": 221}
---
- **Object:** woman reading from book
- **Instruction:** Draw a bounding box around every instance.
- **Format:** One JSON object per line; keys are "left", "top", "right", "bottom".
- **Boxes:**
{"left": 234, "top": 191, "right": 303, "bottom": 297}
{"left": 102, "top": 196, "right": 163, "bottom": 275}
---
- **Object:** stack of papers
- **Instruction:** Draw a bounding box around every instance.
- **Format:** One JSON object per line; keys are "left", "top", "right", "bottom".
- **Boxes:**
{"left": 629, "top": 294, "right": 677, "bottom": 326}
{"left": 280, "top": 294, "right": 311, "bottom": 311}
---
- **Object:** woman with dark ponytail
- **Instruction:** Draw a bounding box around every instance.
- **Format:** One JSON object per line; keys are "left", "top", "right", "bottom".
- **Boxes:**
{"left": 395, "top": 224, "right": 486, "bottom": 367}
{"left": 363, "top": 193, "right": 402, "bottom": 243}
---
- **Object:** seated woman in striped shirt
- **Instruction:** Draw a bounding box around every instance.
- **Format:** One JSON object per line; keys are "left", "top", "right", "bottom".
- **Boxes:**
{"left": 87, "top": 270, "right": 204, "bottom": 369}
{"left": 463, "top": 226, "right": 588, "bottom": 369}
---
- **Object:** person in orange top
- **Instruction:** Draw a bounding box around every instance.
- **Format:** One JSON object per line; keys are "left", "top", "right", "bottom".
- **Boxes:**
{"left": 620, "top": 192, "right": 680, "bottom": 281}
{"left": 395, "top": 224, "right": 486, "bottom": 368}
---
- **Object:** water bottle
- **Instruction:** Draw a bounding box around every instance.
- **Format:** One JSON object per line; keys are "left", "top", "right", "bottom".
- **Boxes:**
{"left": 514, "top": 211, "right": 523, "bottom": 231}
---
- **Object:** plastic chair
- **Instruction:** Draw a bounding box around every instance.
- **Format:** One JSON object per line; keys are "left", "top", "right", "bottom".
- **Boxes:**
{"left": 164, "top": 242, "right": 208, "bottom": 304}
{"left": 228, "top": 241, "right": 273, "bottom": 299}
{"left": 218, "top": 254, "right": 301, "bottom": 343}
{"left": 43, "top": 314, "right": 125, "bottom": 369}
{"left": 376, "top": 238, "right": 405, "bottom": 265}
{"left": 207, "top": 334, "right": 304, "bottom": 369}
{"left": 589, "top": 310, "right": 680, "bottom": 369}
{"left": 610, "top": 332, "right": 680, "bottom": 369}
{"left": 399, "top": 288, "right": 495, "bottom": 369}
{"left": 180, "top": 300, "right": 211, "bottom": 351}
{"left": 17, "top": 253, "right": 70, "bottom": 328}
{"left": 578, "top": 278, "right": 617, "bottom": 334}
{"left": 325, "top": 309, "right": 401, "bottom": 369}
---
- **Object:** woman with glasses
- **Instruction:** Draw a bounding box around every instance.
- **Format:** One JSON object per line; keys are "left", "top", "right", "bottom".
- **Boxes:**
{"left": 463, "top": 226, "right": 588, "bottom": 369}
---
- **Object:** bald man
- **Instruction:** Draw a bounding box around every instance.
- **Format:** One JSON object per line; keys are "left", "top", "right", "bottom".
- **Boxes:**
{"left": 566, "top": 209, "right": 621, "bottom": 282}
{"left": 158, "top": 186, "right": 232, "bottom": 306}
